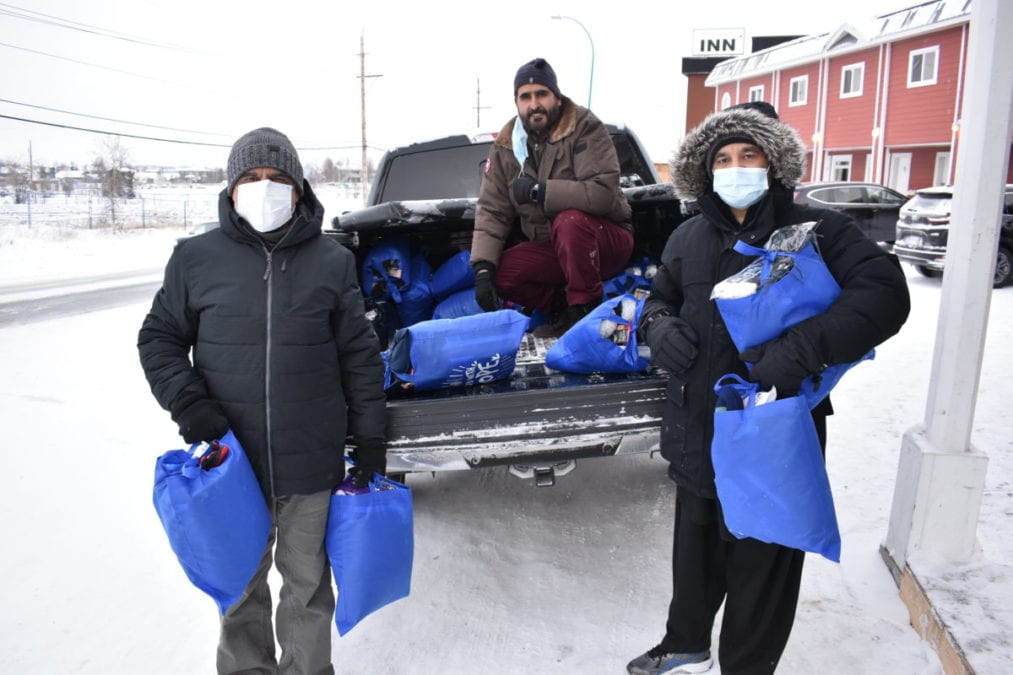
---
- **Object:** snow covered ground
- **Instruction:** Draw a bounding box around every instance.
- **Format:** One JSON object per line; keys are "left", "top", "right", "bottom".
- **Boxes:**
{"left": 0, "top": 219, "right": 1009, "bottom": 674}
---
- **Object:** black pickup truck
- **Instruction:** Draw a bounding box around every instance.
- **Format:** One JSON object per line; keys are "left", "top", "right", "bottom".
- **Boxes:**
{"left": 325, "top": 126, "right": 686, "bottom": 484}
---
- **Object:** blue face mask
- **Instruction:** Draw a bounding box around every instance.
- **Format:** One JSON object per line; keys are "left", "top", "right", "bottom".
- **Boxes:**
{"left": 712, "top": 167, "right": 769, "bottom": 209}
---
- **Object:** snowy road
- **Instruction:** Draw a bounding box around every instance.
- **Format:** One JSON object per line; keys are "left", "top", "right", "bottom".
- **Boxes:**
{"left": 0, "top": 277, "right": 160, "bottom": 326}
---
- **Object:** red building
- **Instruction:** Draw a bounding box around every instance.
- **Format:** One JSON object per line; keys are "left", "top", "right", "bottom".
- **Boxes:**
{"left": 702, "top": 0, "right": 1013, "bottom": 193}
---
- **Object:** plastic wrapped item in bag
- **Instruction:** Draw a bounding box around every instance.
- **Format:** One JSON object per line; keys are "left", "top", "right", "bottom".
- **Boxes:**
{"left": 546, "top": 294, "right": 648, "bottom": 373}
{"left": 598, "top": 296, "right": 638, "bottom": 345}
{"left": 711, "top": 222, "right": 819, "bottom": 300}
{"left": 764, "top": 222, "right": 819, "bottom": 252}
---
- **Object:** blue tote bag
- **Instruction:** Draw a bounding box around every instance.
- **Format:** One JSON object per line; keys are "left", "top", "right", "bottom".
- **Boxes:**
{"left": 326, "top": 473, "right": 414, "bottom": 635}
{"left": 545, "top": 294, "right": 649, "bottom": 374}
{"left": 715, "top": 237, "right": 873, "bottom": 408}
{"left": 711, "top": 374, "right": 841, "bottom": 562}
{"left": 152, "top": 429, "right": 272, "bottom": 613}
{"left": 382, "top": 309, "right": 529, "bottom": 391}
{"left": 396, "top": 254, "right": 435, "bottom": 327}
{"left": 430, "top": 250, "right": 476, "bottom": 301}
{"left": 715, "top": 239, "right": 840, "bottom": 352}
{"left": 432, "top": 288, "right": 484, "bottom": 320}
{"left": 361, "top": 238, "right": 412, "bottom": 302}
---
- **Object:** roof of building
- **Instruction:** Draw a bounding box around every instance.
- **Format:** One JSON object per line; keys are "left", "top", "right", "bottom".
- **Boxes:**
{"left": 705, "top": 0, "right": 971, "bottom": 86}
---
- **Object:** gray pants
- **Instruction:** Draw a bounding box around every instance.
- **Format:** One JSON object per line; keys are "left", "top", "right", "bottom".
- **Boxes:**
{"left": 217, "top": 490, "right": 335, "bottom": 675}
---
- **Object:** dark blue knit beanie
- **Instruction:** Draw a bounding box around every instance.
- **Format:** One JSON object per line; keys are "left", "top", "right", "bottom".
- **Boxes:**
{"left": 514, "top": 58, "right": 562, "bottom": 98}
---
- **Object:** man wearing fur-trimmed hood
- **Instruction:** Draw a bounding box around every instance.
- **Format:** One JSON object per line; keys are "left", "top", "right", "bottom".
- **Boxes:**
{"left": 470, "top": 57, "right": 633, "bottom": 338}
{"left": 626, "top": 103, "right": 910, "bottom": 675}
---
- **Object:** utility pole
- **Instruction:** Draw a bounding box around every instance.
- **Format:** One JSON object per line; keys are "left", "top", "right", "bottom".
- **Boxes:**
{"left": 357, "top": 34, "right": 382, "bottom": 203}
{"left": 27, "top": 141, "right": 33, "bottom": 229}
{"left": 474, "top": 77, "right": 491, "bottom": 129}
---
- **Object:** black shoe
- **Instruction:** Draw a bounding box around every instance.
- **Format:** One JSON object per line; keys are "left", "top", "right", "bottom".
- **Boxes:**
{"left": 532, "top": 303, "right": 592, "bottom": 338}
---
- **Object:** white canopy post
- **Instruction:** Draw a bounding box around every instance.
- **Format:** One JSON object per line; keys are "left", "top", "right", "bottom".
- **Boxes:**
{"left": 883, "top": 0, "right": 1013, "bottom": 569}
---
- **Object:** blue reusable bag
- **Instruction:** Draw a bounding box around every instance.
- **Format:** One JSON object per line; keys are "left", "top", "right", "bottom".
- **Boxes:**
{"left": 382, "top": 309, "right": 529, "bottom": 391}
{"left": 152, "top": 429, "right": 272, "bottom": 614}
{"left": 430, "top": 250, "right": 476, "bottom": 301}
{"left": 602, "top": 272, "right": 651, "bottom": 301}
{"left": 396, "top": 254, "right": 435, "bottom": 327}
{"left": 361, "top": 238, "right": 412, "bottom": 302}
{"left": 717, "top": 238, "right": 873, "bottom": 408}
{"left": 710, "top": 374, "right": 841, "bottom": 562}
{"left": 326, "top": 473, "right": 414, "bottom": 636}
{"left": 545, "top": 294, "right": 649, "bottom": 374}
{"left": 432, "top": 288, "right": 484, "bottom": 320}
{"left": 715, "top": 239, "right": 840, "bottom": 353}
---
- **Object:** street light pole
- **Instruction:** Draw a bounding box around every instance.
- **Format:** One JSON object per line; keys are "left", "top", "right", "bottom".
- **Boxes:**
{"left": 551, "top": 15, "right": 594, "bottom": 109}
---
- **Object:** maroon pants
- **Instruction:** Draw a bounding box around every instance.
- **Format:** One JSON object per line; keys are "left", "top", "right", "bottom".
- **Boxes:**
{"left": 494, "top": 209, "right": 634, "bottom": 312}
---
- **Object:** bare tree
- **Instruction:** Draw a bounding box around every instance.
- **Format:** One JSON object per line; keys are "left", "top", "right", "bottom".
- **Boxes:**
{"left": 321, "top": 157, "right": 338, "bottom": 183}
{"left": 94, "top": 135, "right": 133, "bottom": 227}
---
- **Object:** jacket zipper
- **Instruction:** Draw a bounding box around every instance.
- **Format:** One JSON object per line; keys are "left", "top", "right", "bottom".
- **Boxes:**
{"left": 263, "top": 250, "right": 277, "bottom": 499}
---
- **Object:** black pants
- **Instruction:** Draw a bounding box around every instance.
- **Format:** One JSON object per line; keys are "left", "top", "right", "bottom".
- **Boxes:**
{"left": 661, "top": 490, "right": 806, "bottom": 675}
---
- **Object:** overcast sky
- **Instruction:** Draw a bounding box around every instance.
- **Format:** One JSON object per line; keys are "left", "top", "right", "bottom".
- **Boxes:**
{"left": 0, "top": 0, "right": 915, "bottom": 172}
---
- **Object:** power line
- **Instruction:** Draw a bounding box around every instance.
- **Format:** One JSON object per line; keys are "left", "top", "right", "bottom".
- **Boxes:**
{"left": 0, "top": 41, "right": 207, "bottom": 89}
{"left": 0, "top": 113, "right": 384, "bottom": 152}
{"left": 0, "top": 97, "right": 232, "bottom": 137}
{"left": 0, "top": 114, "right": 232, "bottom": 147}
{"left": 0, "top": 2, "right": 210, "bottom": 54}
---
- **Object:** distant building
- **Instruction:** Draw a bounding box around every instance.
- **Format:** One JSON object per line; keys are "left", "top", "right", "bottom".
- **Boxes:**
{"left": 689, "top": 0, "right": 1013, "bottom": 192}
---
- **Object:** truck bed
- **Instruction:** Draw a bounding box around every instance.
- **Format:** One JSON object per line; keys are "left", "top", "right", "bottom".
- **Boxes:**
{"left": 383, "top": 333, "right": 667, "bottom": 473}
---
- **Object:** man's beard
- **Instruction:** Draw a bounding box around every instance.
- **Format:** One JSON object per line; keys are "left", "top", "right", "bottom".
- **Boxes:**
{"left": 522, "top": 102, "right": 561, "bottom": 139}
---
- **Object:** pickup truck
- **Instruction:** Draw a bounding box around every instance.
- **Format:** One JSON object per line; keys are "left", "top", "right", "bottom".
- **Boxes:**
{"left": 325, "top": 126, "right": 687, "bottom": 484}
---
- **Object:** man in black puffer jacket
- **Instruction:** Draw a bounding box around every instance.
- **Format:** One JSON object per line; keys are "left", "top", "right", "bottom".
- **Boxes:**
{"left": 626, "top": 103, "right": 910, "bottom": 675}
{"left": 138, "top": 127, "right": 386, "bottom": 674}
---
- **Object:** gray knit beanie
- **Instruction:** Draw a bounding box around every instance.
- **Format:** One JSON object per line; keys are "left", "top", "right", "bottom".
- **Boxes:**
{"left": 227, "top": 127, "right": 304, "bottom": 194}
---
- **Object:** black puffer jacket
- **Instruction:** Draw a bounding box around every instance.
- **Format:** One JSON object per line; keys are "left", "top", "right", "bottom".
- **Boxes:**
{"left": 642, "top": 186, "right": 910, "bottom": 497}
{"left": 138, "top": 184, "right": 386, "bottom": 497}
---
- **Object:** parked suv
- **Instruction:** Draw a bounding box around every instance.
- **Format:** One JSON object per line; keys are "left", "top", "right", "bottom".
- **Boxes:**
{"left": 893, "top": 184, "right": 1013, "bottom": 288}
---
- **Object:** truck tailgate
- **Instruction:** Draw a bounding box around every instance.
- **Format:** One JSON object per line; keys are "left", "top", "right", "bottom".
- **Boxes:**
{"left": 383, "top": 334, "right": 667, "bottom": 472}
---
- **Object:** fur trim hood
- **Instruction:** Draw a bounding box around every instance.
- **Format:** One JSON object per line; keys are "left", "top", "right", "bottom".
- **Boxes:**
{"left": 671, "top": 108, "right": 807, "bottom": 201}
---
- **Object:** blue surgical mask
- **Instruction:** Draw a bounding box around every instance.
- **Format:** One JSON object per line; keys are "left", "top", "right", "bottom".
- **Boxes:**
{"left": 512, "top": 117, "right": 529, "bottom": 168}
{"left": 712, "top": 167, "right": 769, "bottom": 209}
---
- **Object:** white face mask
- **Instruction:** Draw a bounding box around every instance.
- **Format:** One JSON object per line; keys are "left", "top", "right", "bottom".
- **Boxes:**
{"left": 712, "top": 167, "right": 769, "bottom": 209}
{"left": 234, "top": 179, "right": 295, "bottom": 233}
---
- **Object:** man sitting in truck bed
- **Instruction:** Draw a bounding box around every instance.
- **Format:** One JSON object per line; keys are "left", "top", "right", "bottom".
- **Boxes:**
{"left": 470, "top": 57, "right": 634, "bottom": 338}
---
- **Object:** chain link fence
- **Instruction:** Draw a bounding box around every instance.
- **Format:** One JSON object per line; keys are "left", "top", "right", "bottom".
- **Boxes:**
{"left": 0, "top": 185, "right": 221, "bottom": 230}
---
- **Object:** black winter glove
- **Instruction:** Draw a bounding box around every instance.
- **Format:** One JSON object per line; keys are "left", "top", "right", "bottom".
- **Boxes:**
{"left": 175, "top": 399, "right": 229, "bottom": 444}
{"left": 511, "top": 175, "right": 545, "bottom": 206}
{"left": 644, "top": 315, "right": 699, "bottom": 374}
{"left": 740, "top": 331, "right": 823, "bottom": 397}
{"left": 350, "top": 440, "right": 387, "bottom": 487}
{"left": 473, "top": 262, "right": 499, "bottom": 312}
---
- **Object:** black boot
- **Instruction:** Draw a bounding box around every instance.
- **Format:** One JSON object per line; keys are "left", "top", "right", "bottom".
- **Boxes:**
{"left": 533, "top": 303, "right": 593, "bottom": 339}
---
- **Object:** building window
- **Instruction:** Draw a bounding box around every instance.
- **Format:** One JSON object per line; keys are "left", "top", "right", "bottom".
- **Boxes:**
{"left": 933, "top": 152, "right": 950, "bottom": 185}
{"left": 825, "top": 154, "right": 853, "bottom": 182}
{"left": 789, "top": 76, "right": 808, "bottom": 106}
{"left": 840, "top": 63, "right": 864, "bottom": 98}
{"left": 864, "top": 153, "right": 874, "bottom": 182}
{"left": 748, "top": 85, "right": 764, "bottom": 102}
{"left": 909, "top": 46, "right": 939, "bottom": 87}
{"left": 721, "top": 92, "right": 732, "bottom": 109}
